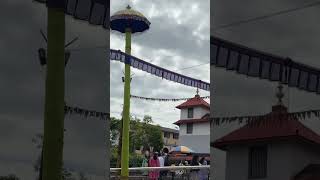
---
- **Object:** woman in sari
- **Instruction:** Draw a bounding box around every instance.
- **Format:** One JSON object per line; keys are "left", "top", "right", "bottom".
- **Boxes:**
{"left": 148, "top": 152, "right": 160, "bottom": 180}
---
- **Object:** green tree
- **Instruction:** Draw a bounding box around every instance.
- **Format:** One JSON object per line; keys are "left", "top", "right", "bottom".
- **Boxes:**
{"left": 143, "top": 115, "right": 153, "bottom": 124}
{"left": 110, "top": 115, "right": 164, "bottom": 167}
{"left": 131, "top": 115, "right": 163, "bottom": 153}
{"left": 129, "top": 116, "right": 144, "bottom": 153}
{"left": 114, "top": 117, "right": 123, "bottom": 168}
{"left": 145, "top": 124, "right": 164, "bottom": 152}
{"left": 110, "top": 117, "right": 121, "bottom": 147}
{"left": 32, "top": 133, "right": 75, "bottom": 180}
{"left": 78, "top": 172, "right": 88, "bottom": 180}
{"left": 61, "top": 168, "right": 76, "bottom": 180}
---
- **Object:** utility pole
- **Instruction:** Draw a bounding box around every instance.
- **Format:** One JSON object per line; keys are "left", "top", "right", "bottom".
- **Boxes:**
{"left": 42, "top": 1, "right": 65, "bottom": 179}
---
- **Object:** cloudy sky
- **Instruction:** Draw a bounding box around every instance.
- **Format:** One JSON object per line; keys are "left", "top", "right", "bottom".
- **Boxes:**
{"left": 211, "top": 0, "right": 320, "bottom": 179}
{"left": 110, "top": 0, "right": 210, "bottom": 129}
{"left": 0, "top": 0, "right": 109, "bottom": 179}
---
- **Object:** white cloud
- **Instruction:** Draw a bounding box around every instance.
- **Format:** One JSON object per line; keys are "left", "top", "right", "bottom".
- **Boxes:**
{"left": 111, "top": 0, "right": 210, "bottom": 129}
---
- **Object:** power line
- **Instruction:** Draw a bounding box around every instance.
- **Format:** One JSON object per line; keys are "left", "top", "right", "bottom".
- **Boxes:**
{"left": 131, "top": 61, "right": 209, "bottom": 79}
{"left": 110, "top": 111, "right": 179, "bottom": 126}
{"left": 130, "top": 94, "right": 210, "bottom": 101}
{"left": 213, "top": 1, "right": 320, "bottom": 31}
{"left": 176, "top": 62, "right": 209, "bottom": 71}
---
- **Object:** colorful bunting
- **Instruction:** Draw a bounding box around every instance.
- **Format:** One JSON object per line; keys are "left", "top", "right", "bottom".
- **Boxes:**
{"left": 210, "top": 109, "right": 320, "bottom": 126}
{"left": 130, "top": 95, "right": 210, "bottom": 102}
{"left": 211, "top": 36, "right": 320, "bottom": 94}
{"left": 64, "top": 105, "right": 110, "bottom": 120}
{"left": 110, "top": 49, "right": 210, "bottom": 91}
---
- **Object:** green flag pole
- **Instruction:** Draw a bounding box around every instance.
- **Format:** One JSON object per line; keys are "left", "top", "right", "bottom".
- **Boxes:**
{"left": 120, "top": 28, "right": 132, "bottom": 179}
{"left": 42, "top": 6, "right": 65, "bottom": 180}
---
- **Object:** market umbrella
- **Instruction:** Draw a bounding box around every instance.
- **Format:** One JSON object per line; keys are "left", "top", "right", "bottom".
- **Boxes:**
{"left": 170, "top": 146, "right": 195, "bottom": 154}
{"left": 110, "top": 5, "right": 150, "bottom": 33}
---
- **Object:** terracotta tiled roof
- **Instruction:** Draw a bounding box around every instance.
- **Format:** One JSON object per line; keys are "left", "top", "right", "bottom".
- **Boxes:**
{"left": 173, "top": 118, "right": 210, "bottom": 125}
{"left": 176, "top": 95, "right": 210, "bottom": 110}
{"left": 212, "top": 105, "right": 320, "bottom": 150}
{"left": 174, "top": 113, "right": 210, "bottom": 125}
{"left": 201, "top": 113, "right": 210, "bottom": 119}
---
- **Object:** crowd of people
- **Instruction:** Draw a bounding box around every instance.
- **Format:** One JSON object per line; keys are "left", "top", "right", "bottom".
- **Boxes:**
{"left": 141, "top": 148, "right": 208, "bottom": 180}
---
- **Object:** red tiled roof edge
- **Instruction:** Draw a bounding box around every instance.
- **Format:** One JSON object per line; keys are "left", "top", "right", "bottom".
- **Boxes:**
{"left": 212, "top": 133, "right": 320, "bottom": 151}
{"left": 175, "top": 95, "right": 210, "bottom": 110}
{"left": 176, "top": 104, "right": 210, "bottom": 110}
{"left": 174, "top": 118, "right": 210, "bottom": 125}
{"left": 211, "top": 135, "right": 297, "bottom": 150}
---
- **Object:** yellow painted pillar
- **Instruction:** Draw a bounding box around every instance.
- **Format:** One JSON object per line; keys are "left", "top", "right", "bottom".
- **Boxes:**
{"left": 120, "top": 28, "right": 132, "bottom": 179}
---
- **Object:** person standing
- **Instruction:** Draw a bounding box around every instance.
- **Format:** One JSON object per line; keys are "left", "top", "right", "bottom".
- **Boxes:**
{"left": 149, "top": 152, "right": 160, "bottom": 180}
{"left": 200, "top": 157, "right": 207, "bottom": 165}
{"left": 190, "top": 155, "right": 200, "bottom": 180}
{"left": 199, "top": 157, "right": 208, "bottom": 180}
{"left": 158, "top": 152, "right": 165, "bottom": 179}
{"left": 184, "top": 161, "right": 189, "bottom": 166}
{"left": 159, "top": 153, "right": 165, "bottom": 167}
{"left": 141, "top": 151, "right": 150, "bottom": 177}
{"left": 161, "top": 150, "right": 170, "bottom": 179}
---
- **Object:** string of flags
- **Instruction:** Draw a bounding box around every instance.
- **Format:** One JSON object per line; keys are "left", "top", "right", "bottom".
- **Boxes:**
{"left": 211, "top": 109, "right": 320, "bottom": 125}
{"left": 110, "top": 49, "right": 210, "bottom": 91}
{"left": 211, "top": 36, "right": 320, "bottom": 94}
{"left": 130, "top": 95, "right": 210, "bottom": 102}
{"left": 64, "top": 105, "right": 109, "bottom": 120}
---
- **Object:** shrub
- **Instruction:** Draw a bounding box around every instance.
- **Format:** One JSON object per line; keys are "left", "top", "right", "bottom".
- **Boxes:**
{"left": 110, "top": 153, "right": 144, "bottom": 168}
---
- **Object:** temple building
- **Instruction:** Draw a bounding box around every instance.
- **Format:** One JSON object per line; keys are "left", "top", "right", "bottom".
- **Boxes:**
{"left": 174, "top": 92, "right": 210, "bottom": 154}
{"left": 211, "top": 84, "right": 320, "bottom": 180}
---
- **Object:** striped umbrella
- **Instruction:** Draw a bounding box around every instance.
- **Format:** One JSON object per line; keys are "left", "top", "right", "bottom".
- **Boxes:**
{"left": 170, "top": 146, "right": 195, "bottom": 154}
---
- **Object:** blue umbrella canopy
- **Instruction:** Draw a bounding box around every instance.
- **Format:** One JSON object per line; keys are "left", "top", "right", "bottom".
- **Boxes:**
{"left": 110, "top": 5, "right": 151, "bottom": 34}
{"left": 170, "top": 146, "right": 195, "bottom": 154}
